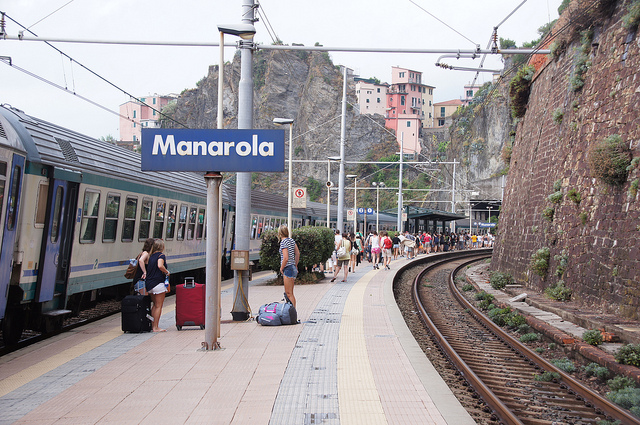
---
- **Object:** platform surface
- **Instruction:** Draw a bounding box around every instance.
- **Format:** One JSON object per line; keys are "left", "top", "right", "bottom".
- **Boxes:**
{"left": 0, "top": 259, "right": 474, "bottom": 425}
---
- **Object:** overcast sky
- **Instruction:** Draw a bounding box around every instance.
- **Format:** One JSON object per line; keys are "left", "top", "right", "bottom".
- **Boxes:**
{"left": 1, "top": 0, "right": 561, "bottom": 139}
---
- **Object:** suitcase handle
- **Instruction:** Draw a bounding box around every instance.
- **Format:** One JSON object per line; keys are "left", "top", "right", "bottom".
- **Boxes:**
{"left": 184, "top": 277, "right": 196, "bottom": 288}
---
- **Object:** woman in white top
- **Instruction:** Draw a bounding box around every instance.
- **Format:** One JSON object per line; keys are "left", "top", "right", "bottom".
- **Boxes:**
{"left": 370, "top": 231, "right": 381, "bottom": 270}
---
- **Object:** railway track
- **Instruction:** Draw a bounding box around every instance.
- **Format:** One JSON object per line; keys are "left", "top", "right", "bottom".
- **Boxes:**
{"left": 407, "top": 250, "right": 639, "bottom": 424}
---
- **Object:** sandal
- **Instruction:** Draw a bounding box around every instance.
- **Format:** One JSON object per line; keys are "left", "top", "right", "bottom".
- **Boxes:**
{"left": 330, "top": 277, "right": 336, "bottom": 282}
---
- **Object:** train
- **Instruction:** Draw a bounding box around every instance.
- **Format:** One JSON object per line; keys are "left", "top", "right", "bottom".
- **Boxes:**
{"left": 0, "top": 104, "right": 397, "bottom": 344}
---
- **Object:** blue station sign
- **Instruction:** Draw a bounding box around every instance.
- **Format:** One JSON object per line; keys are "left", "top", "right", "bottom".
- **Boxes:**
{"left": 141, "top": 128, "right": 285, "bottom": 172}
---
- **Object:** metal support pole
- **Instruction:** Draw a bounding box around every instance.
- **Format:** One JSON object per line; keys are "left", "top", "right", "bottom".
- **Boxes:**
{"left": 451, "top": 158, "right": 456, "bottom": 233}
{"left": 397, "top": 133, "right": 404, "bottom": 232}
{"left": 327, "top": 159, "right": 331, "bottom": 228}
{"left": 337, "top": 66, "right": 347, "bottom": 233}
{"left": 287, "top": 122, "right": 293, "bottom": 230}
{"left": 232, "top": 0, "right": 255, "bottom": 322}
{"left": 204, "top": 172, "right": 222, "bottom": 350}
{"left": 376, "top": 185, "right": 380, "bottom": 232}
{"left": 354, "top": 178, "right": 357, "bottom": 233}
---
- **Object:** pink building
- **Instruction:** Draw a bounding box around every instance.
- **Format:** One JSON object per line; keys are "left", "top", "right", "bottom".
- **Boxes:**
{"left": 385, "top": 66, "right": 430, "bottom": 154}
{"left": 119, "top": 94, "right": 176, "bottom": 143}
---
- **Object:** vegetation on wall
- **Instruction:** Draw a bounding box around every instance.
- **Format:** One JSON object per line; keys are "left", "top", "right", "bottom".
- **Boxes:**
{"left": 530, "top": 247, "right": 551, "bottom": 277}
{"left": 509, "top": 65, "right": 536, "bottom": 118}
{"left": 570, "top": 29, "right": 594, "bottom": 92}
{"left": 587, "top": 134, "right": 632, "bottom": 185}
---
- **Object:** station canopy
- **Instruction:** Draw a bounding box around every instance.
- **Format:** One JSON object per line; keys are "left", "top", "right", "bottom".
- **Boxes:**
{"left": 382, "top": 206, "right": 466, "bottom": 223}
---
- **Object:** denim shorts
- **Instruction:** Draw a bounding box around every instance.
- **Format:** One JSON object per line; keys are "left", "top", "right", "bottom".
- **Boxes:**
{"left": 283, "top": 265, "right": 298, "bottom": 278}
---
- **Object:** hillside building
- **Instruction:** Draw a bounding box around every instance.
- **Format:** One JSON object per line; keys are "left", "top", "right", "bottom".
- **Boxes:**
{"left": 433, "top": 99, "right": 464, "bottom": 128}
{"left": 355, "top": 78, "right": 388, "bottom": 116}
{"left": 119, "top": 94, "right": 176, "bottom": 143}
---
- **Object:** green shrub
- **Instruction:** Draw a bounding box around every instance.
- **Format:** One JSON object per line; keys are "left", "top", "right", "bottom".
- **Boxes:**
{"left": 461, "top": 283, "right": 474, "bottom": 292}
{"left": 567, "top": 188, "right": 581, "bottom": 204}
{"left": 535, "top": 347, "right": 545, "bottom": 354}
{"left": 606, "top": 387, "right": 640, "bottom": 415}
{"left": 259, "top": 226, "right": 334, "bottom": 274}
{"left": 509, "top": 65, "right": 536, "bottom": 118}
{"left": 615, "top": 344, "right": 640, "bottom": 367}
{"left": 579, "top": 211, "right": 588, "bottom": 225}
{"left": 553, "top": 179, "right": 563, "bottom": 192}
{"left": 488, "top": 307, "right": 516, "bottom": 327}
{"left": 475, "top": 291, "right": 494, "bottom": 302}
{"left": 608, "top": 375, "right": 636, "bottom": 391}
{"left": 489, "top": 271, "right": 515, "bottom": 290}
{"left": 535, "top": 371, "right": 560, "bottom": 381}
{"left": 552, "top": 108, "right": 564, "bottom": 125}
{"left": 517, "top": 324, "right": 531, "bottom": 334}
{"left": 584, "top": 363, "right": 610, "bottom": 381}
{"left": 587, "top": 134, "right": 632, "bottom": 186}
{"left": 571, "top": 30, "right": 593, "bottom": 92}
{"left": 623, "top": 0, "right": 640, "bottom": 29}
{"left": 530, "top": 247, "right": 551, "bottom": 277}
{"left": 551, "top": 358, "right": 576, "bottom": 373}
{"left": 596, "top": 420, "right": 621, "bottom": 425}
{"left": 542, "top": 207, "right": 555, "bottom": 222}
{"left": 548, "top": 191, "right": 563, "bottom": 204}
{"left": 629, "top": 179, "right": 639, "bottom": 198}
{"left": 583, "top": 329, "right": 603, "bottom": 346}
{"left": 548, "top": 343, "right": 557, "bottom": 350}
{"left": 520, "top": 332, "right": 541, "bottom": 343}
{"left": 545, "top": 281, "right": 572, "bottom": 301}
{"left": 554, "top": 250, "right": 568, "bottom": 277}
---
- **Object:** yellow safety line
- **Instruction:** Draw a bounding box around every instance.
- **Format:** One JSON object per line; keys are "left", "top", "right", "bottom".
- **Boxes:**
{"left": 338, "top": 270, "right": 388, "bottom": 425}
{"left": 0, "top": 303, "right": 176, "bottom": 398}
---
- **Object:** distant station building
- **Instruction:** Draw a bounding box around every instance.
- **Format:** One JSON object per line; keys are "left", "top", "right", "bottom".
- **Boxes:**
{"left": 119, "top": 94, "right": 177, "bottom": 145}
{"left": 432, "top": 99, "right": 464, "bottom": 128}
{"left": 355, "top": 78, "right": 389, "bottom": 116}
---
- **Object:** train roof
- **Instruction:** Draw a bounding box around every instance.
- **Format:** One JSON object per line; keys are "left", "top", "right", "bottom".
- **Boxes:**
{"left": 0, "top": 104, "right": 207, "bottom": 199}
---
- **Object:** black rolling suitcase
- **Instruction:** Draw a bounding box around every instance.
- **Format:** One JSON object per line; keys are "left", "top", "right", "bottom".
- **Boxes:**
{"left": 121, "top": 294, "right": 152, "bottom": 332}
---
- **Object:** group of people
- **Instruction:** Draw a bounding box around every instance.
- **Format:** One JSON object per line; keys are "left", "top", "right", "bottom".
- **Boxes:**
{"left": 132, "top": 237, "right": 170, "bottom": 332}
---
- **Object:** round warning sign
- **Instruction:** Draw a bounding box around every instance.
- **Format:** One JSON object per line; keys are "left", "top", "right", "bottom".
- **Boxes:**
{"left": 294, "top": 188, "right": 306, "bottom": 198}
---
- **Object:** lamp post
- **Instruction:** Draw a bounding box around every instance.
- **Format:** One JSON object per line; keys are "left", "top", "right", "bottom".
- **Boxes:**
{"left": 327, "top": 156, "right": 340, "bottom": 228}
{"left": 274, "top": 118, "right": 294, "bottom": 230}
{"left": 372, "top": 182, "right": 385, "bottom": 232}
{"left": 347, "top": 174, "right": 357, "bottom": 233}
{"left": 219, "top": 1, "right": 257, "bottom": 325}
{"left": 487, "top": 205, "right": 493, "bottom": 234}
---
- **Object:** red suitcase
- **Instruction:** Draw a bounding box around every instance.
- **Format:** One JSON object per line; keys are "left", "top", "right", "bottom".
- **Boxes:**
{"left": 175, "top": 277, "right": 205, "bottom": 330}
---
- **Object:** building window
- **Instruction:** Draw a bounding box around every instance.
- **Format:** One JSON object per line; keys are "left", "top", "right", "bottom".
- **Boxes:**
{"left": 467, "top": 90, "right": 474, "bottom": 97}
{"left": 366, "top": 99, "right": 370, "bottom": 103}
{"left": 377, "top": 98, "right": 381, "bottom": 103}
{"left": 440, "top": 107, "right": 446, "bottom": 117}
{"left": 429, "top": 113, "right": 432, "bottom": 118}
{"left": 377, "top": 88, "right": 380, "bottom": 93}
{"left": 153, "top": 98, "right": 157, "bottom": 104}
{"left": 407, "top": 121, "right": 411, "bottom": 127}
{"left": 438, "top": 119, "right": 445, "bottom": 126}
{"left": 401, "top": 96, "right": 405, "bottom": 106}
{"left": 399, "top": 72, "right": 405, "bottom": 77}
{"left": 133, "top": 135, "right": 137, "bottom": 142}
{"left": 429, "top": 89, "right": 433, "bottom": 95}
{"left": 429, "top": 101, "right": 432, "bottom": 106}
{"left": 133, "top": 110, "right": 136, "bottom": 118}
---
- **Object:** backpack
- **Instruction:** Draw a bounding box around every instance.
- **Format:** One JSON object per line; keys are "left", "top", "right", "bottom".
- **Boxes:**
{"left": 383, "top": 237, "right": 392, "bottom": 249}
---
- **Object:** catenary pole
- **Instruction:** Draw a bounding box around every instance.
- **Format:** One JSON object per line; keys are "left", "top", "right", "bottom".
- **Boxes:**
{"left": 231, "top": 0, "right": 255, "bottom": 321}
{"left": 337, "top": 66, "right": 347, "bottom": 233}
{"left": 397, "top": 133, "right": 404, "bottom": 232}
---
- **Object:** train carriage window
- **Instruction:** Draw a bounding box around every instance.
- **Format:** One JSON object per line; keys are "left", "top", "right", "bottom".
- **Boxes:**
{"left": 102, "top": 193, "right": 120, "bottom": 242}
{"left": 50, "top": 186, "right": 64, "bottom": 243}
{"left": 121, "top": 196, "right": 137, "bottom": 242}
{"left": 35, "top": 182, "right": 48, "bottom": 228}
{"left": 166, "top": 203, "right": 177, "bottom": 240}
{"left": 251, "top": 216, "right": 257, "bottom": 239}
{"left": 177, "top": 204, "right": 188, "bottom": 240}
{"left": 80, "top": 189, "right": 100, "bottom": 243}
{"left": 138, "top": 198, "right": 153, "bottom": 241}
{"left": 196, "top": 208, "right": 205, "bottom": 239}
{"left": 187, "top": 207, "right": 197, "bottom": 239}
{"left": 152, "top": 201, "right": 166, "bottom": 239}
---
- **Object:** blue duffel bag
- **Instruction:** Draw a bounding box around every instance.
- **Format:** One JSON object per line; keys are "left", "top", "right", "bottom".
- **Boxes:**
{"left": 256, "top": 300, "right": 297, "bottom": 326}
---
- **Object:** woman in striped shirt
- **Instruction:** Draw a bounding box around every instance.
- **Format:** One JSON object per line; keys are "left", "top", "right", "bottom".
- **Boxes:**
{"left": 279, "top": 225, "right": 300, "bottom": 309}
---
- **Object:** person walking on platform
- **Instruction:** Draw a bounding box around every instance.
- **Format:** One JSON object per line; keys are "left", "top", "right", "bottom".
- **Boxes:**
{"left": 380, "top": 231, "right": 393, "bottom": 270}
{"left": 369, "top": 231, "right": 381, "bottom": 269}
{"left": 279, "top": 225, "right": 300, "bottom": 309}
{"left": 348, "top": 233, "right": 358, "bottom": 273}
{"left": 145, "top": 239, "right": 170, "bottom": 332}
{"left": 331, "top": 234, "right": 351, "bottom": 282}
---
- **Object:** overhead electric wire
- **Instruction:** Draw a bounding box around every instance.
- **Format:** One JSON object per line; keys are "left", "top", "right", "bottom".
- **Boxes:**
{"left": 408, "top": 0, "right": 478, "bottom": 47}
{"left": 26, "top": 0, "right": 76, "bottom": 31}
{"left": 3, "top": 13, "right": 188, "bottom": 129}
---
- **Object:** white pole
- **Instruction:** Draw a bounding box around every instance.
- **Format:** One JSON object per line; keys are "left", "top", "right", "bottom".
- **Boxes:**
{"left": 337, "top": 67, "right": 347, "bottom": 233}
{"left": 204, "top": 173, "right": 222, "bottom": 350}
{"left": 287, "top": 122, "right": 293, "bottom": 230}
{"left": 397, "top": 133, "right": 404, "bottom": 232}
{"left": 354, "top": 178, "right": 357, "bottom": 233}
{"left": 327, "top": 160, "right": 331, "bottom": 228}
{"left": 376, "top": 184, "right": 379, "bottom": 232}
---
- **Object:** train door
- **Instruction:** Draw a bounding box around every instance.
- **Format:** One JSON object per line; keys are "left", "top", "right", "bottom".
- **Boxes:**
{"left": 35, "top": 177, "right": 79, "bottom": 306}
{"left": 0, "top": 154, "right": 25, "bottom": 321}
